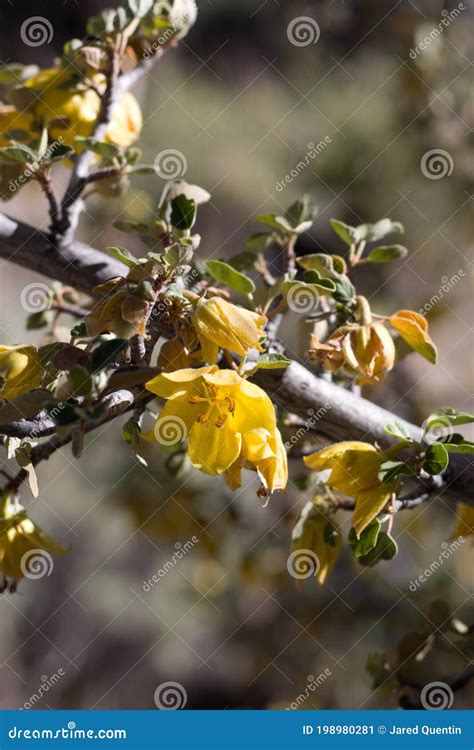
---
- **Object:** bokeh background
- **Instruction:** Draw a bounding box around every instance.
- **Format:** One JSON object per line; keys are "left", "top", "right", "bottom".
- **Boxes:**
{"left": 0, "top": 0, "right": 472, "bottom": 709}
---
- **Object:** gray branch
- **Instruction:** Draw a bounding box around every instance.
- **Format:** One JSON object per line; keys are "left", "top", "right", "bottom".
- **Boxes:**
{"left": 0, "top": 212, "right": 472, "bottom": 505}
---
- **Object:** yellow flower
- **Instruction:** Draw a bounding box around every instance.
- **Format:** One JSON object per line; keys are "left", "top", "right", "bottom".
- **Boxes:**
{"left": 450, "top": 503, "right": 474, "bottom": 540}
{"left": 224, "top": 426, "right": 288, "bottom": 495}
{"left": 145, "top": 366, "right": 278, "bottom": 476}
{"left": 310, "top": 322, "right": 395, "bottom": 385}
{"left": 304, "top": 441, "right": 396, "bottom": 536}
{"left": 157, "top": 340, "right": 193, "bottom": 372}
{"left": 0, "top": 105, "right": 35, "bottom": 147}
{"left": 0, "top": 105, "right": 38, "bottom": 200}
{"left": 192, "top": 297, "right": 266, "bottom": 363}
{"left": 0, "top": 345, "right": 43, "bottom": 401}
{"left": 23, "top": 68, "right": 142, "bottom": 149}
{"left": 290, "top": 502, "right": 341, "bottom": 586}
{"left": 0, "top": 496, "right": 68, "bottom": 586}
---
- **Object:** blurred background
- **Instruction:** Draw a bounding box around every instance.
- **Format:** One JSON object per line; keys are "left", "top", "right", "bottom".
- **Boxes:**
{"left": 0, "top": 0, "right": 472, "bottom": 709}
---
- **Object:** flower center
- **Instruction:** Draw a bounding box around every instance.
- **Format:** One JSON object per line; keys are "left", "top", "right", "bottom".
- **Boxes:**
{"left": 188, "top": 383, "right": 235, "bottom": 428}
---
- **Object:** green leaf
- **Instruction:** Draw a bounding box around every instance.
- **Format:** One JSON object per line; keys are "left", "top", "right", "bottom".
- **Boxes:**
{"left": 68, "top": 366, "right": 92, "bottom": 398}
{"left": 170, "top": 195, "right": 197, "bottom": 230}
{"left": 105, "top": 246, "right": 140, "bottom": 268}
{"left": 365, "top": 219, "right": 404, "bottom": 242}
{"left": 302, "top": 270, "right": 337, "bottom": 292}
{"left": 167, "top": 181, "right": 211, "bottom": 205}
{"left": 285, "top": 195, "right": 317, "bottom": 228}
{"left": 245, "top": 232, "right": 272, "bottom": 252}
{"left": 253, "top": 353, "right": 293, "bottom": 370}
{"left": 297, "top": 252, "right": 346, "bottom": 277}
{"left": 122, "top": 417, "right": 141, "bottom": 451}
{"left": 89, "top": 339, "right": 128, "bottom": 373}
{"left": 384, "top": 421, "right": 413, "bottom": 441}
{"left": 75, "top": 137, "right": 120, "bottom": 160}
{"left": 330, "top": 218, "right": 359, "bottom": 246}
{"left": 113, "top": 220, "right": 162, "bottom": 238}
{"left": 71, "top": 322, "right": 88, "bottom": 338}
{"left": 228, "top": 250, "right": 258, "bottom": 271}
{"left": 441, "top": 435, "right": 474, "bottom": 454}
{"left": 366, "top": 652, "right": 391, "bottom": 689}
{"left": 358, "top": 531, "right": 398, "bottom": 566}
{"left": 255, "top": 212, "right": 293, "bottom": 233}
{"left": 425, "top": 408, "right": 474, "bottom": 430}
{"left": 332, "top": 273, "right": 356, "bottom": 303}
{"left": 423, "top": 443, "right": 449, "bottom": 475}
{"left": 163, "top": 243, "right": 193, "bottom": 268}
{"left": 378, "top": 459, "right": 415, "bottom": 484}
{"left": 49, "top": 143, "right": 75, "bottom": 162}
{"left": 205, "top": 260, "right": 255, "bottom": 296}
{"left": 26, "top": 310, "right": 50, "bottom": 330}
{"left": 348, "top": 519, "right": 381, "bottom": 558}
{"left": 0, "top": 143, "right": 38, "bottom": 163}
{"left": 367, "top": 245, "right": 408, "bottom": 263}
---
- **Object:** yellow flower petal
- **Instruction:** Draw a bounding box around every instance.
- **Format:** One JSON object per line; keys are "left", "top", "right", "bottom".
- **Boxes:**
{"left": 304, "top": 441, "right": 376, "bottom": 470}
{"left": 192, "top": 297, "right": 266, "bottom": 357}
{"left": 188, "top": 419, "right": 242, "bottom": 475}
{"left": 450, "top": 502, "right": 474, "bottom": 540}
{"left": 145, "top": 366, "right": 216, "bottom": 399}
{"left": 352, "top": 485, "right": 394, "bottom": 537}
{"left": 390, "top": 309, "right": 437, "bottom": 364}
